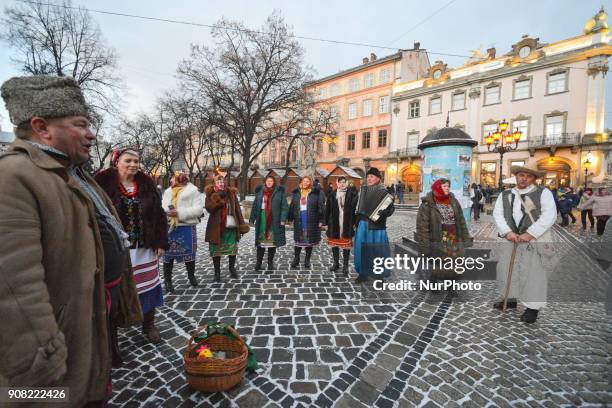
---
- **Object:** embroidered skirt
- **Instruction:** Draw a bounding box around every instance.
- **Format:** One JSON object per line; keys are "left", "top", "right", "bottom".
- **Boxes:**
{"left": 354, "top": 220, "right": 391, "bottom": 278}
{"left": 129, "top": 248, "right": 163, "bottom": 313}
{"left": 209, "top": 229, "right": 238, "bottom": 257}
{"left": 327, "top": 237, "right": 353, "bottom": 249}
{"left": 165, "top": 225, "right": 197, "bottom": 263}
{"left": 295, "top": 209, "right": 318, "bottom": 247}
{"left": 257, "top": 210, "right": 276, "bottom": 248}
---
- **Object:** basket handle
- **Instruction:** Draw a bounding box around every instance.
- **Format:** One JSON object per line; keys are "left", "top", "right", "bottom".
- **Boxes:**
{"left": 186, "top": 323, "right": 245, "bottom": 354}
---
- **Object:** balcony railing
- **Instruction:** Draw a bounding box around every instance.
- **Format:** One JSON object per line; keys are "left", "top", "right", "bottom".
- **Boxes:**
{"left": 582, "top": 132, "right": 611, "bottom": 145}
{"left": 528, "top": 132, "right": 581, "bottom": 149}
{"left": 389, "top": 147, "right": 422, "bottom": 158}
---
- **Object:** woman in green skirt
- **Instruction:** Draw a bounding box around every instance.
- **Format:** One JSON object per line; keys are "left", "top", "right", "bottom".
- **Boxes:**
{"left": 249, "top": 176, "right": 289, "bottom": 271}
{"left": 205, "top": 173, "right": 249, "bottom": 282}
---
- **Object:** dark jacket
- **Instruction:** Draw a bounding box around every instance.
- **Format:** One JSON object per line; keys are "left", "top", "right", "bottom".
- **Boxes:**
{"left": 288, "top": 185, "right": 325, "bottom": 244}
{"left": 95, "top": 168, "right": 168, "bottom": 250}
{"left": 250, "top": 185, "right": 289, "bottom": 247}
{"left": 415, "top": 192, "right": 472, "bottom": 256}
{"left": 356, "top": 185, "right": 396, "bottom": 230}
{"left": 558, "top": 197, "right": 574, "bottom": 215}
{"left": 204, "top": 185, "right": 248, "bottom": 245}
{"left": 325, "top": 188, "right": 359, "bottom": 239}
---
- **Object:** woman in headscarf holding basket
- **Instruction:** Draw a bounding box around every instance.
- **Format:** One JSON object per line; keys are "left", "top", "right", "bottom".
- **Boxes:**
{"left": 353, "top": 167, "right": 395, "bottom": 283}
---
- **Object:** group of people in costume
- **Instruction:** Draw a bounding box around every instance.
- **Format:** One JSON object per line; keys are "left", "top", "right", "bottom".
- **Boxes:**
{"left": 0, "top": 73, "right": 581, "bottom": 407}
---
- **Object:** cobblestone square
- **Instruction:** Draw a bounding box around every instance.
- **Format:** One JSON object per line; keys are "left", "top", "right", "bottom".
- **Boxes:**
{"left": 110, "top": 211, "right": 611, "bottom": 407}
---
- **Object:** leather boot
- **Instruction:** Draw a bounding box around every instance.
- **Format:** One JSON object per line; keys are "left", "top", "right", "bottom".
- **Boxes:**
{"left": 186, "top": 260, "right": 198, "bottom": 287}
{"left": 163, "top": 261, "right": 174, "bottom": 293}
{"left": 142, "top": 309, "right": 161, "bottom": 343}
{"left": 304, "top": 247, "right": 313, "bottom": 269}
{"left": 329, "top": 247, "right": 340, "bottom": 272}
{"left": 213, "top": 256, "right": 221, "bottom": 282}
{"left": 109, "top": 319, "right": 123, "bottom": 367}
{"left": 342, "top": 249, "right": 350, "bottom": 276}
{"left": 229, "top": 255, "right": 238, "bottom": 279}
{"left": 267, "top": 247, "right": 276, "bottom": 270}
{"left": 291, "top": 247, "right": 301, "bottom": 268}
{"left": 255, "top": 246, "right": 265, "bottom": 271}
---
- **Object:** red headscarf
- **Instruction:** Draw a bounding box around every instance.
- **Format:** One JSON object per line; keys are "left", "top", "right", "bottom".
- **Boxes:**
{"left": 432, "top": 178, "right": 450, "bottom": 204}
{"left": 262, "top": 177, "right": 275, "bottom": 238}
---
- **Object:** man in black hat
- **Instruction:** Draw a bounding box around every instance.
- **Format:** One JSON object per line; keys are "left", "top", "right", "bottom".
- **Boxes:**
{"left": 353, "top": 167, "right": 395, "bottom": 283}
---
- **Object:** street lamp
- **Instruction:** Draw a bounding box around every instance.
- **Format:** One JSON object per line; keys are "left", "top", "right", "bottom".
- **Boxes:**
{"left": 485, "top": 119, "right": 522, "bottom": 191}
{"left": 584, "top": 152, "right": 593, "bottom": 189}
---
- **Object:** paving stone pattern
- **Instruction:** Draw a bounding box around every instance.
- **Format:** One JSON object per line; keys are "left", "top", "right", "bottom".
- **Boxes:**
{"left": 109, "top": 212, "right": 611, "bottom": 407}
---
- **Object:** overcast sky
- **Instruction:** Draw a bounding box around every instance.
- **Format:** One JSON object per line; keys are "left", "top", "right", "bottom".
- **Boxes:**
{"left": 0, "top": 0, "right": 610, "bottom": 131}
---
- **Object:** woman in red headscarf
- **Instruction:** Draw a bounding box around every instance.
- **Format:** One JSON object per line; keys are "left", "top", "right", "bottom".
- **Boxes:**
{"left": 416, "top": 178, "right": 472, "bottom": 293}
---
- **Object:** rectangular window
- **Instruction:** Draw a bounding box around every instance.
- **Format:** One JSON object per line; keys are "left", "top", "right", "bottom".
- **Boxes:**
{"left": 513, "top": 79, "right": 530, "bottom": 100}
{"left": 330, "top": 105, "right": 338, "bottom": 119}
{"left": 349, "top": 78, "right": 359, "bottom": 92}
{"left": 379, "top": 68, "right": 391, "bottom": 83}
{"left": 348, "top": 102, "right": 357, "bottom": 119}
{"left": 407, "top": 132, "right": 419, "bottom": 150}
{"left": 379, "top": 96, "right": 389, "bottom": 113}
{"left": 316, "top": 139, "right": 323, "bottom": 154}
{"left": 378, "top": 129, "right": 387, "bottom": 147}
{"left": 329, "top": 143, "right": 336, "bottom": 153}
{"left": 363, "top": 99, "right": 372, "bottom": 116}
{"left": 364, "top": 73, "right": 374, "bottom": 88}
{"left": 512, "top": 119, "right": 529, "bottom": 140}
{"left": 330, "top": 83, "right": 340, "bottom": 97}
{"left": 319, "top": 87, "right": 327, "bottom": 100}
{"left": 362, "top": 132, "right": 371, "bottom": 149}
{"left": 484, "top": 86, "right": 500, "bottom": 105}
{"left": 347, "top": 134, "right": 355, "bottom": 151}
{"left": 480, "top": 162, "right": 497, "bottom": 186}
{"left": 482, "top": 123, "right": 498, "bottom": 143}
{"left": 452, "top": 92, "right": 465, "bottom": 110}
{"left": 545, "top": 115, "right": 564, "bottom": 142}
{"left": 548, "top": 71, "right": 567, "bottom": 94}
{"left": 409, "top": 101, "right": 420, "bottom": 118}
{"left": 429, "top": 97, "right": 441, "bottom": 115}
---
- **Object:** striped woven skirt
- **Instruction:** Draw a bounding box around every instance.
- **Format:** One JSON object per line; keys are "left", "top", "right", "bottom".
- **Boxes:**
{"left": 129, "top": 248, "right": 164, "bottom": 313}
{"left": 327, "top": 237, "right": 353, "bottom": 249}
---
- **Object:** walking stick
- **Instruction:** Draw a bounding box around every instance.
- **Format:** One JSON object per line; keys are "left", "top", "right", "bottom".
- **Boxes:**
{"left": 502, "top": 241, "right": 518, "bottom": 312}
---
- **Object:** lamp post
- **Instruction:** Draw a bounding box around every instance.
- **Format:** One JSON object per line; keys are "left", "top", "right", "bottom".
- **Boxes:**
{"left": 484, "top": 119, "right": 522, "bottom": 191}
{"left": 584, "top": 152, "right": 592, "bottom": 189}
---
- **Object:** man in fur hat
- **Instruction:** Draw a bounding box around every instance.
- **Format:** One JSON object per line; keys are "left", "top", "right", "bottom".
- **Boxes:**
{"left": 492, "top": 160, "right": 557, "bottom": 323}
{"left": 0, "top": 76, "right": 141, "bottom": 407}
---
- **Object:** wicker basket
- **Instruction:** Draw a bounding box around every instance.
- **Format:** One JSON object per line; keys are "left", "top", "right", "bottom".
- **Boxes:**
{"left": 183, "top": 324, "right": 248, "bottom": 392}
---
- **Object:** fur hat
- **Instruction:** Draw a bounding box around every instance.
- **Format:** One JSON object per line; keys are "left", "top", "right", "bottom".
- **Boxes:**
{"left": 366, "top": 167, "right": 382, "bottom": 179}
{"left": 1, "top": 75, "right": 89, "bottom": 126}
{"left": 510, "top": 159, "right": 545, "bottom": 178}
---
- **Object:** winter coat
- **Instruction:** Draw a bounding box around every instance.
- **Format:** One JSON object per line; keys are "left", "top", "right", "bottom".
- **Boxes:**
{"left": 578, "top": 194, "right": 594, "bottom": 210}
{"left": 162, "top": 182, "right": 205, "bottom": 226}
{"left": 249, "top": 185, "right": 289, "bottom": 247}
{"left": 95, "top": 168, "right": 169, "bottom": 250}
{"left": 204, "top": 185, "right": 248, "bottom": 244}
{"left": 416, "top": 192, "right": 472, "bottom": 256}
{"left": 0, "top": 139, "right": 140, "bottom": 407}
{"left": 579, "top": 194, "right": 612, "bottom": 217}
{"left": 288, "top": 185, "right": 326, "bottom": 244}
{"left": 325, "top": 188, "right": 359, "bottom": 239}
{"left": 557, "top": 197, "right": 573, "bottom": 215}
{"left": 356, "top": 185, "right": 396, "bottom": 230}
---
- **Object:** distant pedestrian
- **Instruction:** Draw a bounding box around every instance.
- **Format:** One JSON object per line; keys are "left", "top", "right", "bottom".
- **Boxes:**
{"left": 577, "top": 188, "right": 595, "bottom": 230}
{"left": 579, "top": 187, "right": 612, "bottom": 236}
{"left": 396, "top": 181, "right": 405, "bottom": 204}
{"left": 469, "top": 183, "right": 482, "bottom": 221}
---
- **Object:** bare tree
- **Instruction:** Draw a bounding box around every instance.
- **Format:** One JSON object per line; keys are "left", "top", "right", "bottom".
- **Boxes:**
{"left": 177, "top": 12, "right": 313, "bottom": 199}
{"left": 2, "top": 0, "right": 122, "bottom": 114}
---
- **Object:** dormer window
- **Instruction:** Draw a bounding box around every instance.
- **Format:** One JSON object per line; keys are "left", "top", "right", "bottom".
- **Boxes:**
{"left": 432, "top": 70, "right": 442, "bottom": 80}
{"left": 518, "top": 45, "right": 531, "bottom": 58}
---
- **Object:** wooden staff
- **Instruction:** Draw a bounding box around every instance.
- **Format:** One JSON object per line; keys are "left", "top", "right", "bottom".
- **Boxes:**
{"left": 502, "top": 241, "right": 518, "bottom": 312}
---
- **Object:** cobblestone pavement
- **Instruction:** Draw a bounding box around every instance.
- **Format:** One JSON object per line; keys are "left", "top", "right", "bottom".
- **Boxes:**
{"left": 110, "top": 211, "right": 611, "bottom": 408}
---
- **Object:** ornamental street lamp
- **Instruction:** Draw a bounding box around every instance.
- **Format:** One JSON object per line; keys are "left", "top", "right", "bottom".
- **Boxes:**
{"left": 584, "top": 152, "right": 593, "bottom": 189}
{"left": 485, "top": 119, "right": 522, "bottom": 191}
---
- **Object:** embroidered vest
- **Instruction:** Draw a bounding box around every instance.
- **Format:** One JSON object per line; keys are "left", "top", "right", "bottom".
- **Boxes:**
{"left": 501, "top": 185, "right": 545, "bottom": 234}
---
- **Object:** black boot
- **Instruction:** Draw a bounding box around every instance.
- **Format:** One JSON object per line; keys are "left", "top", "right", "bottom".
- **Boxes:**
{"left": 255, "top": 246, "right": 265, "bottom": 271}
{"left": 493, "top": 298, "right": 517, "bottom": 310}
{"left": 142, "top": 309, "right": 161, "bottom": 343}
{"left": 304, "top": 247, "right": 313, "bottom": 269}
{"left": 213, "top": 256, "right": 221, "bottom": 282}
{"left": 163, "top": 261, "right": 174, "bottom": 293}
{"left": 291, "top": 247, "right": 301, "bottom": 268}
{"left": 267, "top": 247, "right": 276, "bottom": 270}
{"left": 186, "top": 260, "right": 198, "bottom": 287}
{"left": 342, "top": 249, "right": 350, "bottom": 276}
{"left": 520, "top": 308, "right": 539, "bottom": 323}
{"left": 329, "top": 247, "right": 340, "bottom": 272}
{"left": 229, "top": 255, "right": 238, "bottom": 279}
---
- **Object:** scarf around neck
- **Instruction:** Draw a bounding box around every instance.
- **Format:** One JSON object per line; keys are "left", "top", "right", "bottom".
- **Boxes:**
{"left": 262, "top": 186, "right": 274, "bottom": 238}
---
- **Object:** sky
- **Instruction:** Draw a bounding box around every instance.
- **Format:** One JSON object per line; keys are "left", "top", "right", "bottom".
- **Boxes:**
{"left": 0, "top": 0, "right": 610, "bottom": 132}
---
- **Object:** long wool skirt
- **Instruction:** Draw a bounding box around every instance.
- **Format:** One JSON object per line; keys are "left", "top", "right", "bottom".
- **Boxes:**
{"left": 129, "top": 248, "right": 164, "bottom": 314}
{"left": 295, "top": 209, "right": 318, "bottom": 248}
{"left": 257, "top": 210, "right": 276, "bottom": 248}
{"left": 354, "top": 220, "right": 391, "bottom": 278}
{"left": 209, "top": 229, "right": 238, "bottom": 257}
{"left": 165, "top": 225, "right": 197, "bottom": 263}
